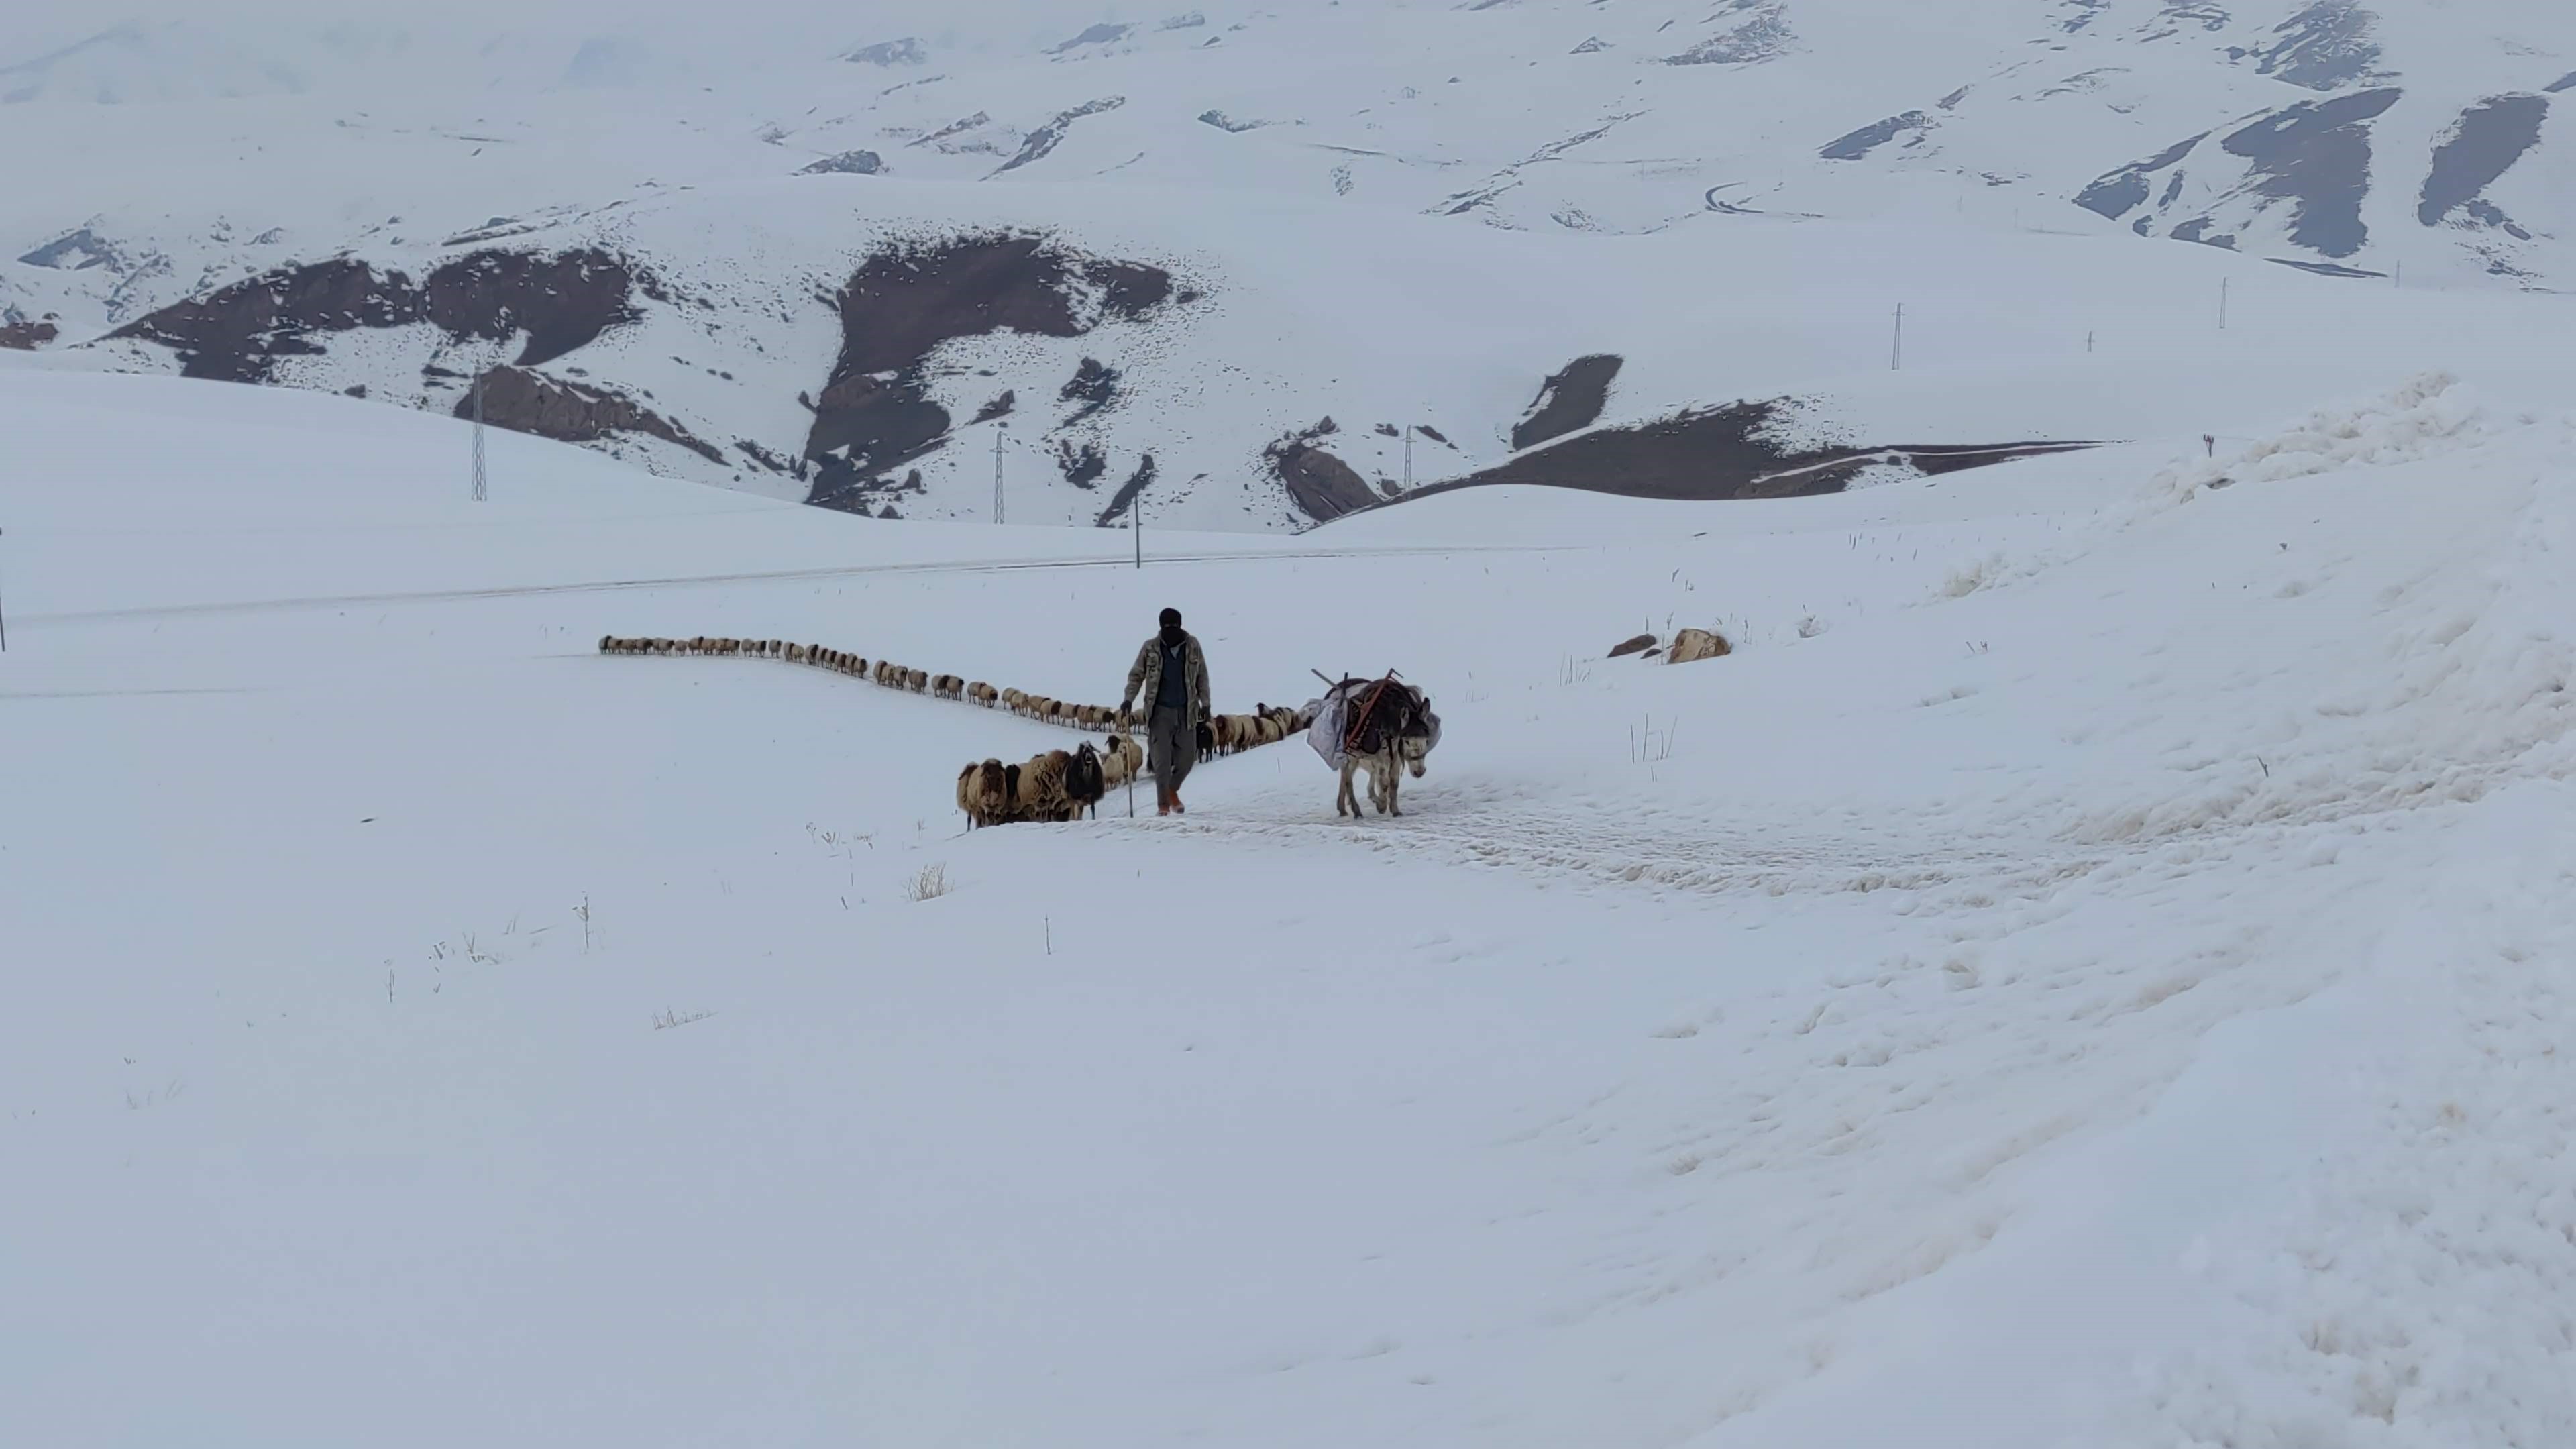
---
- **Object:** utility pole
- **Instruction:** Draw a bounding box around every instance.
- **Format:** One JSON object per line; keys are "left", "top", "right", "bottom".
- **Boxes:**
{"left": 0, "top": 525, "right": 9, "bottom": 653}
{"left": 992, "top": 423, "right": 1006, "bottom": 525}
{"left": 470, "top": 372, "right": 488, "bottom": 502}
{"left": 1890, "top": 302, "right": 1904, "bottom": 371}
{"left": 1403, "top": 424, "right": 1413, "bottom": 492}
{"left": 1132, "top": 492, "right": 1141, "bottom": 570}
{"left": 2086, "top": 329, "right": 2094, "bottom": 354}
{"left": 2218, "top": 277, "right": 2230, "bottom": 331}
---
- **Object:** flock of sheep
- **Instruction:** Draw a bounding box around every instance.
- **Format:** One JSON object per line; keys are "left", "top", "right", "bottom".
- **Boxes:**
{"left": 595, "top": 634, "right": 1314, "bottom": 827}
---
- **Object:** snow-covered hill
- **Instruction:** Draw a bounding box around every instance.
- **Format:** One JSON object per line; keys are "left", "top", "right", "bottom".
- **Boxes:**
{"left": 3, "top": 0, "right": 2571, "bottom": 528}
{"left": 7, "top": 354, "right": 2576, "bottom": 1446}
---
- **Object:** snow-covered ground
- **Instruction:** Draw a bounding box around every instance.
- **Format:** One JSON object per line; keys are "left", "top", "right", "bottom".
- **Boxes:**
{"left": 7, "top": 361, "right": 2573, "bottom": 1446}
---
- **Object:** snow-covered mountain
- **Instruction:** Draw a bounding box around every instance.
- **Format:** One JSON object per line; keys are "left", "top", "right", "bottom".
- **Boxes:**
{"left": 3, "top": 0, "right": 2571, "bottom": 527}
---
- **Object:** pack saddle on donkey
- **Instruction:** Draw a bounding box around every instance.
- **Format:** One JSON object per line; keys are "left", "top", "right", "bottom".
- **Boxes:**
{"left": 1305, "top": 672, "right": 1442, "bottom": 818}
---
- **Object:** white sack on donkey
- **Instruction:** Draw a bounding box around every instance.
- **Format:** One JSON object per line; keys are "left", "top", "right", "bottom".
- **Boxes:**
{"left": 1307, "top": 674, "right": 1440, "bottom": 818}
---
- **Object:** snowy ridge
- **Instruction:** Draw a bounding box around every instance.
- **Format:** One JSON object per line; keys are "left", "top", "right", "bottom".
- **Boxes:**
{"left": 3, "top": 0, "right": 2573, "bottom": 527}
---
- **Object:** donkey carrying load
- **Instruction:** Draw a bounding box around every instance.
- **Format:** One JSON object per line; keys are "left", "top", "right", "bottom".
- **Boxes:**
{"left": 1306, "top": 673, "right": 1441, "bottom": 818}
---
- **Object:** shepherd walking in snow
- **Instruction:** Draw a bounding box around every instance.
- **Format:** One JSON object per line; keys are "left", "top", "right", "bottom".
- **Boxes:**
{"left": 1122, "top": 606, "right": 1211, "bottom": 816}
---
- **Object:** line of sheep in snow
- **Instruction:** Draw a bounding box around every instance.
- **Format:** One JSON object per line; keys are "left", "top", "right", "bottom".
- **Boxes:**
{"left": 596, "top": 635, "right": 1312, "bottom": 826}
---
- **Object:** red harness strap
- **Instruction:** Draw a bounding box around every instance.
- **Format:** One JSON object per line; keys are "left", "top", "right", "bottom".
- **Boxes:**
{"left": 1342, "top": 675, "right": 1398, "bottom": 757}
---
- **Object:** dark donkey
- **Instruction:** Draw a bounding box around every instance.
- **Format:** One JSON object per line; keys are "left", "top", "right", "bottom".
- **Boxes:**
{"left": 1330, "top": 674, "right": 1438, "bottom": 818}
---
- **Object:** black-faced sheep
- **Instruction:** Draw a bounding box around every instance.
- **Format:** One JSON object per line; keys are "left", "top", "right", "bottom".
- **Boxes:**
{"left": 1099, "top": 733, "right": 1144, "bottom": 788}
{"left": 968, "top": 682, "right": 998, "bottom": 708}
{"left": 1062, "top": 743, "right": 1106, "bottom": 820}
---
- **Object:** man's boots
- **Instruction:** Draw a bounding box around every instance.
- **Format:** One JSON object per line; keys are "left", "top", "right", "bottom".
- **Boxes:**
{"left": 1156, "top": 786, "right": 1173, "bottom": 818}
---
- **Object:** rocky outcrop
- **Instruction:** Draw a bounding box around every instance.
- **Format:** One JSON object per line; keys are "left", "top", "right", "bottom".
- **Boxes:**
{"left": 800, "top": 233, "right": 1179, "bottom": 502}
{"left": 1049, "top": 23, "right": 1134, "bottom": 54}
{"left": 1383, "top": 400, "right": 2096, "bottom": 510}
{"left": 1055, "top": 439, "right": 1108, "bottom": 488}
{"left": 2420, "top": 95, "right": 2549, "bottom": 230}
{"left": 1095, "top": 453, "right": 1159, "bottom": 525}
{"left": 110, "top": 247, "right": 650, "bottom": 382}
{"left": 1059, "top": 356, "right": 1120, "bottom": 425}
{"left": 1267, "top": 431, "right": 1377, "bottom": 522}
{"left": 421, "top": 249, "right": 647, "bottom": 367}
{"left": 458, "top": 366, "right": 723, "bottom": 464}
{"left": 0, "top": 317, "right": 60, "bottom": 350}
{"left": 17, "top": 226, "right": 120, "bottom": 270}
{"left": 1663, "top": 5, "right": 1791, "bottom": 65}
{"left": 798, "top": 150, "right": 885, "bottom": 176}
{"left": 843, "top": 38, "right": 926, "bottom": 66}
{"left": 990, "top": 97, "right": 1126, "bottom": 176}
{"left": 2070, "top": 88, "right": 2400, "bottom": 259}
{"left": 1821, "top": 111, "right": 1934, "bottom": 162}
{"left": 2249, "top": 0, "right": 2385, "bottom": 92}
{"left": 2220, "top": 87, "right": 2402, "bottom": 258}
{"left": 1512, "top": 354, "right": 1621, "bottom": 450}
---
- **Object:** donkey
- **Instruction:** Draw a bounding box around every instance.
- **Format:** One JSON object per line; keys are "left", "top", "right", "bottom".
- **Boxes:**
{"left": 1332, "top": 677, "right": 1435, "bottom": 818}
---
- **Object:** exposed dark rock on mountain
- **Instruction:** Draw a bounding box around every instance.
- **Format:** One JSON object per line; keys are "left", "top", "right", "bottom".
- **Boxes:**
{"left": 2420, "top": 95, "right": 2549, "bottom": 230}
{"left": 1055, "top": 439, "right": 1108, "bottom": 488}
{"left": 1050, "top": 23, "right": 1134, "bottom": 55}
{"left": 1511, "top": 354, "right": 1621, "bottom": 450}
{"left": 1096, "top": 453, "right": 1159, "bottom": 525}
{"left": 912, "top": 111, "right": 989, "bottom": 148}
{"left": 460, "top": 366, "right": 723, "bottom": 463}
{"left": 799, "top": 233, "right": 1179, "bottom": 502}
{"left": 2271, "top": 258, "right": 2385, "bottom": 278}
{"left": 991, "top": 97, "right": 1126, "bottom": 176}
{"left": 17, "top": 226, "right": 120, "bottom": 270}
{"left": 734, "top": 438, "right": 802, "bottom": 474}
{"left": 843, "top": 38, "right": 926, "bottom": 66}
{"left": 1060, "top": 356, "right": 1121, "bottom": 425}
{"left": 427, "top": 249, "right": 648, "bottom": 366}
{"left": 0, "top": 317, "right": 60, "bottom": 350}
{"left": 2548, "top": 72, "right": 2576, "bottom": 95}
{"left": 2218, "top": 87, "right": 2400, "bottom": 258}
{"left": 1821, "top": 111, "right": 1933, "bottom": 162}
{"left": 808, "top": 464, "right": 927, "bottom": 516}
{"left": 2249, "top": 0, "right": 2383, "bottom": 91}
{"left": 109, "top": 248, "right": 648, "bottom": 381}
{"left": 2075, "top": 132, "right": 2208, "bottom": 219}
{"left": 1266, "top": 422, "right": 1377, "bottom": 522}
{"left": 971, "top": 390, "right": 1016, "bottom": 423}
{"left": 1377, "top": 400, "right": 2095, "bottom": 511}
{"left": 1664, "top": 5, "right": 1791, "bottom": 65}
{"left": 798, "top": 150, "right": 885, "bottom": 176}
